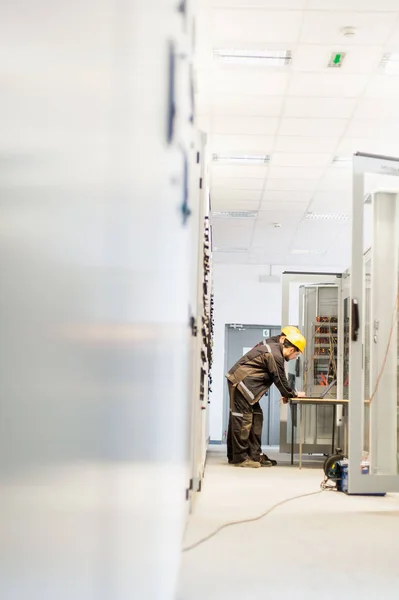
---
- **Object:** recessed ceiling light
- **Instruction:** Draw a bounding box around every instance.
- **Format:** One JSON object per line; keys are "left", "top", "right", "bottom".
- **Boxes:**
{"left": 212, "top": 153, "right": 270, "bottom": 165}
{"left": 332, "top": 155, "right": 352, "bottom": 165}
{"left": 380, "top": 53, "right": 399, "bottom": 75}
{"left": 212, "top": 210, "right": 258, "bottom": 219}
{"left": 328, "top": 52, "right": 346, "bottom": 68}
{"left": 213, "top": 48, "right": 292, "bottom": 67}
{"left": 305, "top": 212, "right": 350, "bottom": 222}
{"left": 290, "top": 249, "right": 327, "bottom": 256}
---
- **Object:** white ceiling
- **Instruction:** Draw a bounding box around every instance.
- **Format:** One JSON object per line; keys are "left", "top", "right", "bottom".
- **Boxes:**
{"left": 195, "top": 0, "right": 399, "bottom": 268}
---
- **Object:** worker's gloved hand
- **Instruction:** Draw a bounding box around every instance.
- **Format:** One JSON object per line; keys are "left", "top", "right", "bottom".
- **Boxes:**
{"left": 296, "top": 391, "right": 306, "bottom": 397}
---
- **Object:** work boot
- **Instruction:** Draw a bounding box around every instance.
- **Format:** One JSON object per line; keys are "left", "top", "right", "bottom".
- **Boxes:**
{"left": 260, "top": 454, "right": 277, "bottom": 467}
{"left": 234, "top": 458, "right": 261, "bottom": 468}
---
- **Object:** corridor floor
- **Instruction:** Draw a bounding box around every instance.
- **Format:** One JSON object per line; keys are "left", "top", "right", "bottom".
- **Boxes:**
{"left": 177, "top": 446, "right": 399, "bottom": 600}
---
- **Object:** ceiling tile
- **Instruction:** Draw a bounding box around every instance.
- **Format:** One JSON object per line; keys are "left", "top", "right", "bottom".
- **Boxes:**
{"left": 212, "top": 188, "right": 261, "bottom": 202}
{"left": 279, "top": 117, "right": 348, "bottom": 137}
{"left": 211, "top": 164, "right": 268, "bottom": 179}
{"left": 211, "top": 8, "right": 303, "bottom": 44}
{"left": 262, "top": 190, "right": 314, "bottom": 203}
{"left": 211, "top": 94, "right": 284, "bottom": 117}
{"left": 385, "top": 19, "right": 399, "bottom": 45}
{"left": 309, "top": 190, "right": 352, "bottom": 213}
{"left": 212, "top": 219, "right": 254, "bottom": 247}
{"left": 211, "top": 133, "right": 275, "bottom": 153}
{"left": 211, "top": 177, "right": 265, "bottom": 190}
{"left": 265, "top": 178, "right": 320, "bottom": 191}
{"left": 288, "top": 72, "right": 367, "bottom": 97}
{"left": 213, "top": 252, "right": 249, "bottom": 265}
{"left": 259, "top": 201, "right": 309, "bottom": 212}
{"left": 211, "top": 68, "right": 289, "bottom": 95}
{"left": 307, "top": 0, "right": 399, "bottom": 10}
{"left": 268, "top": 166, "right": 325, "bottom": 179}
{"left": 211, "top": 200, "right": 260, "bottom": 211}
{"left": 212, "top": 0, "right": 307, "bottom": 8}
{"left": 346, "top": 118, "right": 399, "bottom": 139}
{"left": 284, "top": 96, "right": 356, "bottom": 119}
{"left": 275, "top": 136, "right": 339, "bottom": 153}
{"left": 365, "top": 74, "right": 399, "bottom": 98}
{"left": 299, "top": 11, "right": 395, "bottom": 45}
{"left": 211, "top": 115, "right": 279, "bottom": 135}
{"left": 354, "top": 98, "right": 399, "bottom": 120}
{"left": 318, "top": 167, "right": 352, "bottom": 191}
{"left": 271, "top": 152, "right": 333, "bottom": 167}
{"left": 335, "top": 137, "right": 399, "bottom": 155}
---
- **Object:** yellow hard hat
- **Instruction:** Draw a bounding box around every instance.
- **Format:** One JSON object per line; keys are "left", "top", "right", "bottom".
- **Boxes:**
{"left": 285, "top": 330, "right": 306, "bottom": 353}
{"left": 281, "top": 325, "right": 301, "bottom": 336}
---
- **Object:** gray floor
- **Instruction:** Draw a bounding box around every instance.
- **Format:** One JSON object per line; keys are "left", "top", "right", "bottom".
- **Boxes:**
{"left": 177, "top": 446, "right": 399, "bottom": 600}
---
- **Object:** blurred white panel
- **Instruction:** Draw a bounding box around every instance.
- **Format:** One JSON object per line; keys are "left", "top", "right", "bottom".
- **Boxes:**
{"left": 0, "top": 1, "right": 193, "bottom": 599}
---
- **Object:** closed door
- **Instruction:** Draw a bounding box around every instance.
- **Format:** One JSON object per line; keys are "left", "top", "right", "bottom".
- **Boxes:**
{"left": 224, "top": 324, "right": 281, "bottom": 446}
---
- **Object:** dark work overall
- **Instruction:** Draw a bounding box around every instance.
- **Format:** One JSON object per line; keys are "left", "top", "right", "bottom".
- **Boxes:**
{"left": 227, "top": 381, "right": 263, "bottom": 464}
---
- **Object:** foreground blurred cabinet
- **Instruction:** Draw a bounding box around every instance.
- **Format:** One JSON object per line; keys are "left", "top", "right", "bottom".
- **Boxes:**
{"left": 0, "top": 1, "right": 209, "bottom": 599}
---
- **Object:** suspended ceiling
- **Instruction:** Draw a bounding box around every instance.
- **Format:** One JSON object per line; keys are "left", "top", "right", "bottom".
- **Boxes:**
{"left": 195, "top": 0, "right": 399, "bottom": 268}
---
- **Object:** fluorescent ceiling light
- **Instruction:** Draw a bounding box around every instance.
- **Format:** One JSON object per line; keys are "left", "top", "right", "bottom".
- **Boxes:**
{"left": 212, "top": 210, "right": 258, "bottom": 219}
{"left": 332, "top": 156, "right": 352, "bottom": 165}
{"left": 380, "top": 53, "right": 399, "bottom": 75}
{"left": 214, "top": 246, "right": 248, "bottom": 253}
{"left": 290, "top": 249, "right": 326, "bottom": 256}
{"left": 305, "top": 212, "right": 350, "bottom": 222}
{"left": 213, "top": 48, "right": 292, "bottom": 67}
{"left": 212, "top": 153, "right": 270, "bottom": 165}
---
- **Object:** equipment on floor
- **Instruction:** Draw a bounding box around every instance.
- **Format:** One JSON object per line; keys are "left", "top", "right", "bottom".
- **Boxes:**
{"left": 321, "top": 449, "right": 345, "bottom": 491}
{"left": 321, "top": 451, "right": 385, "bottom": 495}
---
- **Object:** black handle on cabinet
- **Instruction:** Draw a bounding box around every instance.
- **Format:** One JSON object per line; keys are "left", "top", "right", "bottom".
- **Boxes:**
{"left": 351, "top": 298, "right": 360, "bottom": 341}
{"left": 167, "top": 42, "right": 176, "bottom": 144}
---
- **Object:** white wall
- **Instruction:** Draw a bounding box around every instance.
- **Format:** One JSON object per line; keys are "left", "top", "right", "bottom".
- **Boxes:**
{"left": 209, "top": 263, "right": 345, "bottom": 441}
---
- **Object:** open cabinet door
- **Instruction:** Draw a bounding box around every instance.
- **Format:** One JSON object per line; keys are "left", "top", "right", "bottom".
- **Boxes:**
{"left": 349, "top": 153, "right": 399, "bottom": 494}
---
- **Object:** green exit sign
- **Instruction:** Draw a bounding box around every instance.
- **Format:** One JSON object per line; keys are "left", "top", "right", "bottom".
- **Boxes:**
{"left": 328, "top": 52, "right": 346, "bottom": 68}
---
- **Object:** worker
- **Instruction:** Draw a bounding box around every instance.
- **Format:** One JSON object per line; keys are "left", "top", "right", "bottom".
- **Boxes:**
{"left": 225, "top": 329, "right": 306, "bottom": 468}
{"left": 226, "top": 326, "right": 301, "bottom": 466}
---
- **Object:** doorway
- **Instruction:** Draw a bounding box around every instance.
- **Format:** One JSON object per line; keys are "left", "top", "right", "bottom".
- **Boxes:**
{"left": 223, "top": 324, "right": 281, "bottom": 446}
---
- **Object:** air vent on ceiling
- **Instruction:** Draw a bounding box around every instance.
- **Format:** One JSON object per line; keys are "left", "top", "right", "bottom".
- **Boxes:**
{"left": 380, "top": 53, "right": 399, "bottom": 75}
{"left": 305, "top": 212, "right": 350, "bottom": 222}
{"left": 212, "top": 153, "right": 270, "bottom": 165}
{"left": 328, "top": 52, "right": 346, "bottom": 68}
{"left": 213, "top": 48, "right": 292, "bottom": 67}
{"left": 212, "top": 210, "right": 258, "bottom": 219}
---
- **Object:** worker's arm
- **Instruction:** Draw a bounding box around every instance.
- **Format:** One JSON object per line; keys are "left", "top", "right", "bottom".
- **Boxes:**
{"left": 264, "top": 352, "right": 297, "bottom": 398}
